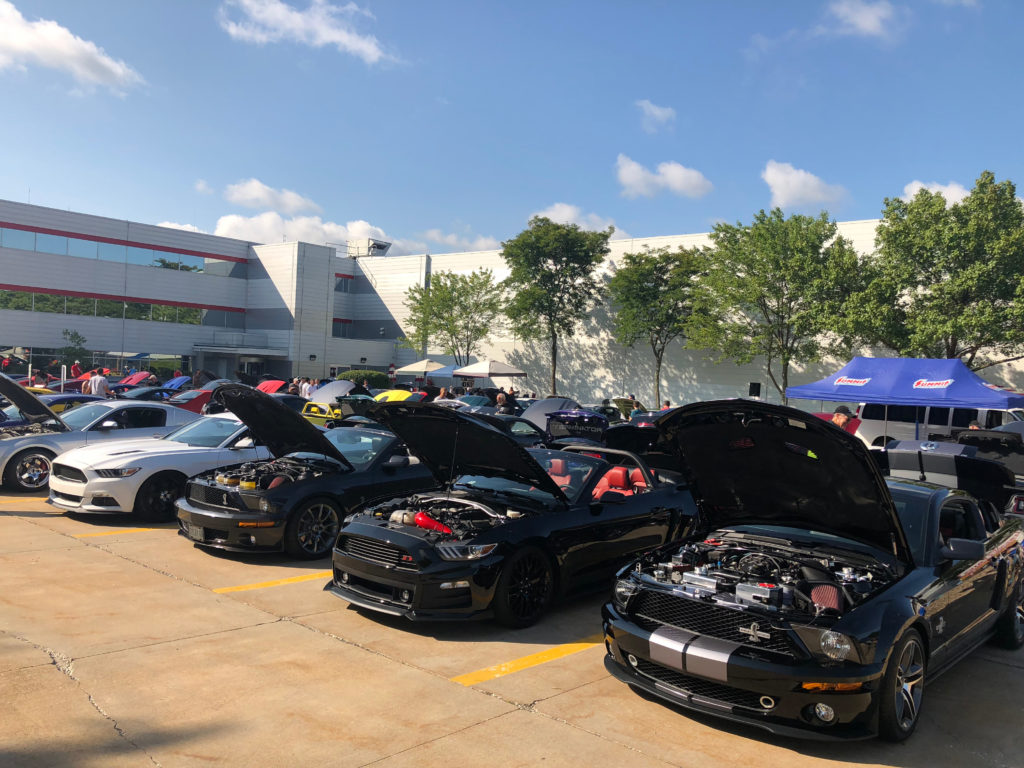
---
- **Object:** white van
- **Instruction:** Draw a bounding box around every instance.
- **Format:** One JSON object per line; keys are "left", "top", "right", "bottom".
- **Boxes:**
{"left": 854, "top": 403, "right": 1024, "bottom": 447}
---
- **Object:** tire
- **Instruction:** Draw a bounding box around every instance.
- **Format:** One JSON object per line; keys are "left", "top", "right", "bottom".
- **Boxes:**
{"left": 493, "top": 546, "right": 554, "bottom": 628}
{"left": 878, "top": 629, "right": 926, "bottom": 742}
{"left": 133, "top": 473, "right": 185, "bottom": 522}
{"left": 4, "top": 449, "right": 55, "bottom": 492}
{"left": 994, "top": 576, "right": 1024, "bottom": 650}
{"left": 284, "top": 498, "right": 341, "bottom": 559}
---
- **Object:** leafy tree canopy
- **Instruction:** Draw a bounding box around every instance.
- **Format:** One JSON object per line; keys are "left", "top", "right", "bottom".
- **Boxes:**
{"left": 687, "top": 208, "right": 861, "bottom": 402}
{"left": 401, "top": 268, "right": 504, "bottom": 366}
{"left": 848, "top": 171, "right": 1024, "bottom": 369}
{"left": 502, "top": 216, "right": 612, "bottom": 394}
{"left": 607, "top": 246, "right": 703, "bottom": 403}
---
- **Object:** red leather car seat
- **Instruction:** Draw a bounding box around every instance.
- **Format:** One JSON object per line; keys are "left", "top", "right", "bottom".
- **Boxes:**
{"left": 548, "top": 458, "right": 571, "bottom": 488}
{"left": 629, "top": 467, "right": 648, "bottom": 492}
{"left": 593, "top": 466, "right": 633, "bottom": 500}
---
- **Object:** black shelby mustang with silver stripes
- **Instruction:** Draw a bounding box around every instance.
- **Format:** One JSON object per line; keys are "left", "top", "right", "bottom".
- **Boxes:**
{"left": 603, "top": 400, "right": 1024, "bottom": 741}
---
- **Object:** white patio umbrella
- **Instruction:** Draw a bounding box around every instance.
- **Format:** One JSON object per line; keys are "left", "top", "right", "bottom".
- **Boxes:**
{"left": 393, "top": 359, "right": 446, "bottom": 376}
{"left": 451, "top": 360, "right": 527, "bottom": 378}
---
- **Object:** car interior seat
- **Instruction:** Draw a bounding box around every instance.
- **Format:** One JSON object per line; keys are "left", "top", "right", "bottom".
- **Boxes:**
{"left": 629, "top": 467, "right": 648, "bottom": 493}
{"left": 592, "top": 466, "right": 633, "bottom": 500}
{"left": 547, "top": 458, "right": 572, "bottom": 488}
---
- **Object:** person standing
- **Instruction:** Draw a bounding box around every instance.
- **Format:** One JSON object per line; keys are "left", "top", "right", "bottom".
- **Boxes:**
{"left": 831, "top": 405, "right": 853, "bottom": 430}
{"left": 89, "top": 369, "right": 112, "bottom": 398}
{"left": 70, "top": 360, "right": 83, "bottom": 378}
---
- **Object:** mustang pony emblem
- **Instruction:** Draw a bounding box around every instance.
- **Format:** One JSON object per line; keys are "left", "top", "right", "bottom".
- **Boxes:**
{"left": 738, "top": 622, "right": 771, "bottom": 643}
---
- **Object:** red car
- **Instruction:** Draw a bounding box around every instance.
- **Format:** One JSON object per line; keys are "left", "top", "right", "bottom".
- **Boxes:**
{"left": 166, "top": 380, "right": 234, "bottom": 413}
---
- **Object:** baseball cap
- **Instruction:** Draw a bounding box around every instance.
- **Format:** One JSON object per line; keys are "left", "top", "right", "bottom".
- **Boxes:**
{"left": 834, "top": 405, "right": 853, "bottom": 416}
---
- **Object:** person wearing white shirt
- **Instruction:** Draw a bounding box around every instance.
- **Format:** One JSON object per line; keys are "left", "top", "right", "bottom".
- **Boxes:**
{"left": 89, "top": 371, "right": 111, "bottom": 398}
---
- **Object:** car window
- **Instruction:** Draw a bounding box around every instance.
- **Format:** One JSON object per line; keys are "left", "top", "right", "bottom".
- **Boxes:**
{"left": 985, "top": 410, "right": 1008, "bottom": 429}
{"left": 889, "top": 487, "right": 931, "bottom": 563}
{"left": 60, "top": 403, "right": 114, "bottom": 430}
{"left": 951, "top": 408, "right": 979, "bottom": 428}
{"left": 510, "top": 420, "right": 541, "bottom": 437}
{"left": 926, "top": 407, "right": 949, "bottom": 426}
{"left": 325, "top": 430, "right": 393, "bottom": 469}
{"left": 117, "top": 407, "right": 168, "bottom": 429}
{"left": 164, "top": 417, "right": 243, "bottom": 447}
{"left": 938, "top": 500, "right": 985, "bottom": 543}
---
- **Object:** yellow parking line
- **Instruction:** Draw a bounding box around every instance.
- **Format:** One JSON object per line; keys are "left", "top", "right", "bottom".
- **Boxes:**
{"left": 73, "top": 528, "right": 159, "bottom": 538}
{"left": 213, "top": 570, "right": 332, "bottom": 594}
{"left": 450, "top": 633, "right": 604, "bottom": 686}
{"left": 0, "top": 498, "right": 47, "bottom": 504}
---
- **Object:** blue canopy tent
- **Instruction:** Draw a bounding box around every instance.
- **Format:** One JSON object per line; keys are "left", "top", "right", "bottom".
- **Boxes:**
{"left": 786, "top": 357, "right": 1024, "bottom": 409}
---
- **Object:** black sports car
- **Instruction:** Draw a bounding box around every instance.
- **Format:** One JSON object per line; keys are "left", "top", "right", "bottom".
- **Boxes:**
{"left": 324, "top": 402, "right": 695, "bottom": 627}
{"left": 602, "top": 400, "right": 1024, "bottom": 742}
{"left": 176, "top": 384, "right": 436, "bottom": 558}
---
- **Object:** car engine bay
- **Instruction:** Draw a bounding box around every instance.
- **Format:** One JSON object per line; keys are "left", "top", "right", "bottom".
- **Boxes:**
{"left": 0, "top": 422, "right": 63, "bottom": 439}
{"left": 204, "top": 456, "right": 343, "bottom": 492}
{"left": 367, "top": 493, "right": 528, "bottom": 540}
{"left": 637, "top": 536, "right": 897, "bottom": 618}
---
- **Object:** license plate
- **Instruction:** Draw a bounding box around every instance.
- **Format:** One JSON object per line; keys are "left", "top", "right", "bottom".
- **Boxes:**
{"left": 187, "top": 523, "right": 204, "bottom": 541}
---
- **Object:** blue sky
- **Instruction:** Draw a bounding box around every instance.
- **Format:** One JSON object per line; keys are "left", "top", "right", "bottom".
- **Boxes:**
{"left": 0, "top": 0, "right": 1019, "bottom": 254}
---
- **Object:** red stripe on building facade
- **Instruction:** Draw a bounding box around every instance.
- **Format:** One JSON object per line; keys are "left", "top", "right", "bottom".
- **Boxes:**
{"left": 0, "top": 283, "right": 245, "bottom": 313}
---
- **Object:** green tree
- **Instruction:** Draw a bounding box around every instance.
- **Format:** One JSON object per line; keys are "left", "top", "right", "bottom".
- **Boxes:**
{"left": 501, "top": 217, "right": 612, "bottom": 394}
{"left": 607, "top": 246, "right": 703, "bottom": 403}
{"left": 59, "top": 328, "right": 89, "bottom": 369}
{"left": 848, "top": 171, "right": 1024, "bottom": 369}
{"left": 400, "top": 269, "right": 504, "bottom": 366}
{"left": 687, "top": 209, "right": 860, "bottom": 403}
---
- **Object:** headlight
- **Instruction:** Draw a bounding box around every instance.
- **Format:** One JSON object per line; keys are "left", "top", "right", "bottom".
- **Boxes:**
{"left": 95, "top": 467, "right": 141, "bottom": 478}
{"left": 258, "top": 498, "right": 279, "bottom": 514}
{"left": 613, "top": 578, "right": 639, "bottom": 611}
{"left": 820, "top": 630, "right": 854, "bottom": 661}
{"left": 436, "top": 542, "right": 498, "bottom": 561}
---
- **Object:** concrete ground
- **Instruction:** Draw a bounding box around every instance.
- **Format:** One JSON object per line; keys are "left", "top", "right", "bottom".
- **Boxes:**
{"left": 1, "top": 491, "right": 1022, "bottom": 768}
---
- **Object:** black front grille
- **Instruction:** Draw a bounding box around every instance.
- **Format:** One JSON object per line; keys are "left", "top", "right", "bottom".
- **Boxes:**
{"left": 187, "top": 482, "right": 239, "bottom": 510}
{"left": 338, "top": 535, "right": 417, "bottom": 570}
{"left": 51, "top": 490, "right": 82, "bottom": 504}
{"left": 632, "top": 589, "right": 797, "bottom": 657}
{"left": 634, "top": 658, "right": 767, "bottom": 710}
{"left": 53, "top": 464, "right": 86, "bottom": 483}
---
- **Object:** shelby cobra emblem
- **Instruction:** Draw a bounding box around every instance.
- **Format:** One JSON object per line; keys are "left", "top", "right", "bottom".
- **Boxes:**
{"left": 738, "top": 622, "right": 771, "bottom": 643}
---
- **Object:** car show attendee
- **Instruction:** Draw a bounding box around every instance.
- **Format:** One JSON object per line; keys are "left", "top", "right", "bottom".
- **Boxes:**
{"left": 31, "top": 369, "right": 48, "bottom": 386}
{"left": 70, "top": 360, "right": 83, "bottom": 378}
{"left": 661, "top": 400, "right": 671, "bottom": 410}
{"left": 496, "top": 393, "right": 515, "bottom": 415}
{"left": 968, "top": 419, "right": 981, "bottom": 430}
{"left": 88, "top": 369, "right": 112, "bottom": 398}
{"left": 831, "top": 404, "right": 853, "bottom": 429}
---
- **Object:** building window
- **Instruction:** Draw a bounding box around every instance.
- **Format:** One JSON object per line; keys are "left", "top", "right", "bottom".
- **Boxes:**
{"left": 332, "top": 320, "right": 350, "bottom": 338}
{"left": 335, "top": 277, "right": 351, "bottom": 293}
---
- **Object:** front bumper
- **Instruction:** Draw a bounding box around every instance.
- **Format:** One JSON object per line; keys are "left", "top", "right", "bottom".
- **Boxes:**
{"left": 324, "top": 528, "right": 503, "bottom": 620}
{"left": 176, "top": 497, "right": 286, "bottom": 553}
{"left": 602, "top": 603, "right": 882, "bottom": 740}
{"left": 48, "top": 474, "right": 135, "bottom": 514}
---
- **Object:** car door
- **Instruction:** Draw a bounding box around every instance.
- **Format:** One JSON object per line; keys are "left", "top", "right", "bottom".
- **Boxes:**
{"left": 110, "top": 406, "right": 169, "bottom": 440}
{"left": 936, "top": 499, "right": 1000, "bottom": 649}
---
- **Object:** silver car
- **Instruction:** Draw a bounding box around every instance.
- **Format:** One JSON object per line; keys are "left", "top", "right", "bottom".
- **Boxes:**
{"left": 0, "top": 374, "right": 200, "bottom": 492}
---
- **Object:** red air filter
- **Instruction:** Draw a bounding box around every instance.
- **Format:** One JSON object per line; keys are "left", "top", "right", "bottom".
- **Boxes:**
{"left": 414, "top": 511, "right": 452, "bottom": 534}
{"left": 811, "top": 584, "right": 841, "bottom": 612}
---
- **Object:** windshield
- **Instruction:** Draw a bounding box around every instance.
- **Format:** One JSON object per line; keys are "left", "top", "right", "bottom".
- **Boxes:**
{"left": 889, "top": 487, "right": 931, "bottom": 563}
{"left": 453, "top": 474, "right": 562, "bottom": 505}
{"left": 1, "top": 403, "right": 21, "bottom": 420}
{"left": 323, "top": 429, "right": 394, "bottom": 470}
{"left": 59, "top": 403, "right": 112, "bottom": 430}
{"left": 451, "top": 448, "right": 602, "bottom": 503}
{"left": 163, "top": 417, "right": 243, "bottom": 447}
{"left": 168, "top": 390, "right": 201, "bottom": 402}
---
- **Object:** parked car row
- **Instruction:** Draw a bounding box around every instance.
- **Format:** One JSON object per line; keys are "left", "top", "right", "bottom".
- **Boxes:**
{"left": 4, "top": 371, "right": 1022, "bottom": 743}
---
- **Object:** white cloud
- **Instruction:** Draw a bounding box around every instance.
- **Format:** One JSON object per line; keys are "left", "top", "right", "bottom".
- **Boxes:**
{"left": 422, "top": 229, "right": 500, "bottom": 252}
{"left": 157, "top": 221, "right": 207, "bottom": 234}
{"left": 194, "top": 179, "right": 213, "bottom": 195}
{"left": 902, "top": 179, "right": 970, "bottom": 205}
{"left": 635, "top": 99, "right": 676, "bottom": 134}
{"left": 0, "top": 0, "right": 143, "bottom": 92}
{"left": 213, "top": 211, "right": 424, "bottom": 254}
{"left": 218, "top": 0, "right": 393, "bottom": 65}
{"left": 616, "top": 154, "right": 712, "bottom": 199}
{"left": 224, "top": 178, "right": 322, "bottom": 215}
{"left": 761, "top": 160, "right": 846, "bottom": 209}
{"left": 825, "top": 0, "right": 896, "bottom": 38}
{"left": 530, "top": 203, "right": 629, "bottom": 240}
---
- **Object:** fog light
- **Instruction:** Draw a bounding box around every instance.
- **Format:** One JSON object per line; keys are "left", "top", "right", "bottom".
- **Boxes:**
{"left": 759, "top": 696, "right": 776, "bottom": 709}
{"left": 339, "top": 572, "right": 349, "bottom": 584}
{"left": 814, "top": 703, "right": 836, "bottom": 723}
{"left": 400, "top": 589, "right": 412, "bottom": 602}
{"left": 248, "top": 535, "right": 256, "bottom": 545}
{"left": 440, "top": 580, "right": 470, "bottom": 590}
{"left": 627, "top": 654, "right": 638, "bottom": 667}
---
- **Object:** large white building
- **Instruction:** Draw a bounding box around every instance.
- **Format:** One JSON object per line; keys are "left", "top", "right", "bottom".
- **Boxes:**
{"left": 2, "top": 198, "right": 1013, "bottom": 405}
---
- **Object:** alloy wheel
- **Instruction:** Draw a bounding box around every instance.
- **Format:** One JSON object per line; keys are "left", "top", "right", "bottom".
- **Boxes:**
{"left": 506, "top": 552, "right": 553, "bottom": 620}
{"left": 17, "top": 454, "right": 51, "bottom": 489}
{"left": 295, "top": 503, "right": 340, "bottom": 556}
{"left": 893, "top": 638, "right": 925, "bottom": 731}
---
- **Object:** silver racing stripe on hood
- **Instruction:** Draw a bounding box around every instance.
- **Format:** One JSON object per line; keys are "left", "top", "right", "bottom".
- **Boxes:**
{"left": 648, "top": 626, "right": 741, "bottom": 682}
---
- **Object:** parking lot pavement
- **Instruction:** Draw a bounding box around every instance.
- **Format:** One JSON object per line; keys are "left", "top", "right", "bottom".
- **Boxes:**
{"left": 3, "top": 493, "right": 1024, "bottom": 767}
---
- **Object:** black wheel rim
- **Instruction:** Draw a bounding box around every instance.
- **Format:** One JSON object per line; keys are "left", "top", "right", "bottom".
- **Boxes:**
{"left": 295, "top": 503, "right": 339, "bottom": 555}
{"left": 148, "top": 478, "right": 179, "bottom": 516}
{"left": 505, "top": 552, "right": 552, "bottom": 620}
{"left": 893, "top": 639, "right": 925, "bottom": 731}
{"left": 16, "top": 454, "right": 50, "bottom": 489}
{"left": 1014, "top": 581, "right": 1024, "bottom": 640}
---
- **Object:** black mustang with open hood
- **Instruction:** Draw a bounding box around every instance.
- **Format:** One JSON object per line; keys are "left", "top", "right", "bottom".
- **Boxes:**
{"left": 324, "top": 402, "right": 695, "bottom": 628}
{"left": 602, "top": 400, "right": 1024, "bottom": 742}
{"left": 175, "top": 385, "right": 434, "bottom": 559}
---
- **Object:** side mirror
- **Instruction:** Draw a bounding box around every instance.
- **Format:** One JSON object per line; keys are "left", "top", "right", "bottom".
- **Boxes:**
{"left": 939, "top": 538, "right": 986, "bottom": 562}
{"left": 384, "top": 454, "right": 410, "bottom": 470}
{"left": 97, "top": 420, "right": 119, "bottom": 430}
{"left": 231, "top": 437, "right": 254, "bottom": 450}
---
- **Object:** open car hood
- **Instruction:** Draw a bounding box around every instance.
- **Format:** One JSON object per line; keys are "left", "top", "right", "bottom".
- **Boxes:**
{"left": 211, "top": 384, "right": 350, "bottom": 468}
{"left": 0, "top": 374, "right": 69, "bottom": 431}
{"left": 654, "top": 400, "right": 913, "bottom": 563}
{"left": 369, "top": 402, "right": 567, "bottom": 502}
